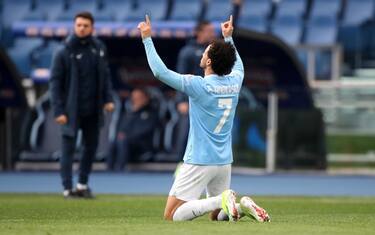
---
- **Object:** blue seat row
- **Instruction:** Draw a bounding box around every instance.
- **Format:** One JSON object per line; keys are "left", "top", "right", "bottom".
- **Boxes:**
{"left": 2, "top": 0, "right": 375, "bottom": 77}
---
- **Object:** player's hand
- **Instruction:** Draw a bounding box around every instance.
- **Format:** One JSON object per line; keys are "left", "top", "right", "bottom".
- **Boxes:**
{"left": 55, "top": 115, "right": 68, "bottom": 125}
{"left": 104, "top": 102, "right": 115, "bottom": 113}
{"left": 137, "top": 15, "right": 152, "bottom": 39}
{"left": 221, "top": 15, "right": 234, "bottom": 38}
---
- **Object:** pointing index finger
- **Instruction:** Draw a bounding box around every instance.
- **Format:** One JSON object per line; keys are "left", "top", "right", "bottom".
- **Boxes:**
{"left": 229, "top": 15, "right": 233, "bottom": 25}
{"left": 146, "top": 14, "right": 151, "bottom": 25}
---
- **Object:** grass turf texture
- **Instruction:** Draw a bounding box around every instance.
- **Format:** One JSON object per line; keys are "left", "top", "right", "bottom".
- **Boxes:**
{"left": 0, "top": 194, "right": 374, "bottom": 235}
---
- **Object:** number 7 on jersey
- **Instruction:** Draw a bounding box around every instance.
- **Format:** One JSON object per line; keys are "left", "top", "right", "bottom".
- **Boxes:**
{"left": 214, "top": 98, "right": 233, "bottom": 134}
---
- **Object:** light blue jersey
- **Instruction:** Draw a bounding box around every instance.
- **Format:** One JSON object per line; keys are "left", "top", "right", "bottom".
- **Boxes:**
{"left": 143, "top": 36, "right": 244, "bottom": 165}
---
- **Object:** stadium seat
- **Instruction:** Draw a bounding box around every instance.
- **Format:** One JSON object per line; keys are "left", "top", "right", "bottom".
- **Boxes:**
{"left": 19, "top": 92, "right": 121, "bottom": 162}
{"left": 1, "top": 0, "right": 32, "bottom": 27}
{"left": 275, "top": 0, "right": 307, "bottom": 18}
{"left": 169, "top": 0, "right": 202, "bottom": 21}
{"left": 309, "top": 0, "right": 341, "bottom": 18}
{"left": 55, "top": 0, "right": 99, "bottom": 22}
{"left": 205, "top": 0, "right": 233, "bottom": 22}
{"left": 7, "top": 38, "right": 44, "bottom": 77}
{"left": 342, "top": 0, "right": 374, "bottom": 25}
{"left": 271, "top": 15, "right": 303, "bottom": 45}
{"left": 304, "top": 16, "right": 337, "bottom": 45}
{"left": 125, "top": 0, "right": 168, "bottom": 21}
{"left": 67, "top": 0, "right": 98, "bottom": 13}
{"left": 95, "top": 93, "right": 121, "bottom": 161}
{"left": 97, "top": 0, "right": 132, "bottom": 21}
{"left": 338, "top": 0, "right": 375, "bottom": 59}
{"left": 0, "top": 0, "right": 32, "bottom": 45}
{"left": 237, "top": 15, "right": 268, "bottom": 32}
{"left": 237, "top": 0, "right": 272, "bottom": 32}
{"left": 32, "top": 40, "right": 61, "bottom": 69}
{"left": 154, "top": 99, "right": 188, "bottom": 162}
{"left": 19, "top": 93, "right": 63, "bottom": 161}
{"left": 23, "top": 0, "right": 65, "bottom": 21}
{"left": 93, "top": 11, "right": 115, "bottom": 22}
{"left": 240, "top": 0, "right": 272, "bottom": 18}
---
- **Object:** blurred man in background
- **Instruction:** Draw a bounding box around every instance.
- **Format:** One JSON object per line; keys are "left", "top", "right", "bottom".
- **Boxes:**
{"left": 108, "top": 88, "right": 158, "bottom": 171}
{"left": 177, "top": 20, "right": 216, "bottom": 77}
{"left": 49, "top": 12, "right": 114, "bottom": 199}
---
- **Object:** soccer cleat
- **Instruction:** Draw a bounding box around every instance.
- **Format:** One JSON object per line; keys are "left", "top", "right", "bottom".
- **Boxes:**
{"left": 221, "top": 189, "right": 239, "bottom": 221}
{"left": 240, "top": 196, "right": 270, "bottom": 222}
{"left": 63, "top": 189, "right": 78, "bottom": 199}
{"left": 75, "top": 187, "right": 95, "bottom": 199}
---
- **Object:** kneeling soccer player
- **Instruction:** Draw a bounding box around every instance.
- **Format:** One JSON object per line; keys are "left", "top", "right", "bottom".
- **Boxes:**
{"left": 138, "top": 15, "right": 270, "bottom": 222}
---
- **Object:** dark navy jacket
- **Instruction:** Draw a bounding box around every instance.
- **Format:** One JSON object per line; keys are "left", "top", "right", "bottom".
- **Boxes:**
{"left": 49, "top": 35, "right": 113, "bottom": 137}
{"left": 119, "top": 103, "right": 158, "bottom": 149}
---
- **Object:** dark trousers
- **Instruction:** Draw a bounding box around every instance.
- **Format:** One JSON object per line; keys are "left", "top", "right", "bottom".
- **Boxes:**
{"left": 107, "top": 136, "right": 151, "bottom": 171}
{"left": 60, "top": 115, "right": 99, "bottom": 190}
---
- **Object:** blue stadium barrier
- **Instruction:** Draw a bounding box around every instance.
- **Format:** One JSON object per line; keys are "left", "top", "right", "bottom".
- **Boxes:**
{"left": 12, "top": 21, "right": 198, "bottom": 38}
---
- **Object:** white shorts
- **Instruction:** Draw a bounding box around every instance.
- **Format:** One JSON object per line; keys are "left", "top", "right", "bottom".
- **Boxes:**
{"left": 169, "top": 163, "right": 231, "bottom": 201}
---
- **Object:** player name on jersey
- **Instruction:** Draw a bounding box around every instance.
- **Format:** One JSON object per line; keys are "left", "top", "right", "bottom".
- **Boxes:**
{"left": 206, "top": 84, "right": 240, "bottom": 94}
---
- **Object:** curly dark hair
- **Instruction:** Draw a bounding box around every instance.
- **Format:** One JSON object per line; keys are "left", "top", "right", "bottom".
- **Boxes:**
{"left": 207, "top": 40, "right": 236, "bottom": 76}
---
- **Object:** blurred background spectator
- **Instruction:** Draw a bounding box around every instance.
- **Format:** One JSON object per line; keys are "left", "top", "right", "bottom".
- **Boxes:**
{"left": 107, "top": 88, "right": 158, "bottom": 171}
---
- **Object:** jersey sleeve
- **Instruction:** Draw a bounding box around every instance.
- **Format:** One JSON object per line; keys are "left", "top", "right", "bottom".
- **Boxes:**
{"left": 181, "top": 74, "right": 205, "bottom": 99}
{"left": 143, "top": 37, "right": 204, "bottom": 99}
{"left": 143, "top": 37, "right": 184, "bottom": 91}
{"left": 224, "top": 36, "right": 244, "bottom": 81}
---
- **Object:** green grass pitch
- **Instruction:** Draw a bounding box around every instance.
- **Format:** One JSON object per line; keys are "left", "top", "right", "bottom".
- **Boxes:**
{"left": 0, "top": 194, "right": 375, "bottom": 235}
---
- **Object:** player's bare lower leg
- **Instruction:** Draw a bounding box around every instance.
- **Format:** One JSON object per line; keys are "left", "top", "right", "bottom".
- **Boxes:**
{"left": 164, "top": 196, "right": 186, "bottom": 220}
{"left": 164, "top": 190, "right": 238, "bottom": 221}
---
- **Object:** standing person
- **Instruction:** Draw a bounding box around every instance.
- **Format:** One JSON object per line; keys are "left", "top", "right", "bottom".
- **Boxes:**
{"left": 138, "top": 15, "right": 270, "bottom": 222}
{"left": 176, "top": 20, "right": 216, "bottom": 77}
{"left": 49, "top": 12, "right": 114, "bottom": 199}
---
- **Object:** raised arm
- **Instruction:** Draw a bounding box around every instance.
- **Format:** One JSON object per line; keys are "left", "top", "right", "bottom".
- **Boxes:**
{"left": 221, "top": 15, "right": 244, "bottom": 79}
{"left": 138, "top": 15, "right": 184, "bottom": 91}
